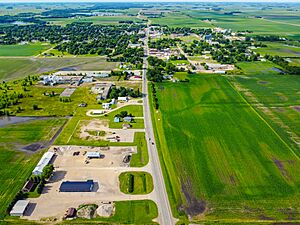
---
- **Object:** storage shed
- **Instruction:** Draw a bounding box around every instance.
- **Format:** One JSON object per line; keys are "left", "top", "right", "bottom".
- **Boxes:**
{"left": 59, "top": 180, "right": 94, "bottom": 192}
{"left": 10, "top": 200, "right": 30, "bottom": 217}
{"left": 32, "top": 151, "right": 54, "bottom": 175}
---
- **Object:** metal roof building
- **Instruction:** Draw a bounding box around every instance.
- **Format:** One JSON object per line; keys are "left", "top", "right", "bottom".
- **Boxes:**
{"left": 10, "top": 200, "right": 30, "bottom": 217}
{"left": 86, "top": 152, "right": 101, "bottom": 159}
{"left": 32, "top": 151, "right": 54, "bottom": 175}
{"left": 59, "top": 180, "right": 94, "bottom": 192}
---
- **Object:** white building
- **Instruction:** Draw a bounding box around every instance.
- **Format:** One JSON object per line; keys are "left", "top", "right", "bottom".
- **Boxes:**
{"left": 118, "top": 97, "right": 129, "bottom": 102}
{"left": 102, "top": 103, "right": 111, "bottom": 110}
{"left": 10, "top": 200, "right": 30, "bottom": 216}
{"left": 32, "top": 152, "right": 54, "bottom": 175}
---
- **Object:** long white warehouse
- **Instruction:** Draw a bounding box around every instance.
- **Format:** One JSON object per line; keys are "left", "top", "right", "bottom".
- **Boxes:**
{"left": 32, "top": 151, "right": 54, "bottom": 175}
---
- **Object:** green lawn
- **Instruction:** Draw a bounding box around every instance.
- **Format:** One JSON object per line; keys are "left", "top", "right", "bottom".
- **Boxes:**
{"left": 0, "top": 43, "right": 51, "bottom": 56}
{"left": 62, "top": 200, "right": 158, "bottom": 224}
{"left": 119, "top": 172, "right": 153, "bottom": 194}
{"left": 150, "top": 74, "right": 300, "bottom": 223}
{"left": 0, "top": 118, "right": 66, "bottom": 217}
{"left": 0, "top": 57, "right": 118, "bottom": 81}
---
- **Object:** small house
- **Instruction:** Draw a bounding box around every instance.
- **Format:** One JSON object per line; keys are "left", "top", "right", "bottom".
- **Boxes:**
{"left": 123, "top": 117, "right": 133, "bottom": 122}
{"left": 114, "top": 117, "right": 120, "bottom": 123}
{"left": 118, "top": 96, "right": 129, "bottom": 102}
{"left": 102, "top": 103, "right": 111, "bottom": 110}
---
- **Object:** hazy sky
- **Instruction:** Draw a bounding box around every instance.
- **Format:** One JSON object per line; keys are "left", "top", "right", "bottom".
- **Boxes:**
{"left": 2, "top": 0, "right": 300, "bottom": 2}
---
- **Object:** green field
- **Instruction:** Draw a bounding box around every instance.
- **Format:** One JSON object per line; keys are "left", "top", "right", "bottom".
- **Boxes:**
{"left": 44, "top": 16, "right": 142, "bottom": 26}
{"left": 119, "top": 172, "right": 153, "bottom": 194}
{"left": 151, "top": 13, "right": 213, "bottom": 28}
{"left": 0, "top": 57, "right": 118, "bottom": 81}
{"left": 0, "top": 43, "right": 52, "bottom": 56}
{"left": 235, "top": 61, "right": 300, "bottom": 152}
{"left": 150, "top": 74, "right": 300, "bottom": 222}
{"left": 254, "top": 42, "right": 300, "bottom": 57}
{"left": 62, "top": 200, "right": 158, "bottom": 224}
{"left": 0, "top": 118, "right": 66, "bottom": 217}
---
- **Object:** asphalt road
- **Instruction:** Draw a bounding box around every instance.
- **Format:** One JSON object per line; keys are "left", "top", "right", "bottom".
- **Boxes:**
{"left": 142, "top": 27, "right": 176, "bottom": 225}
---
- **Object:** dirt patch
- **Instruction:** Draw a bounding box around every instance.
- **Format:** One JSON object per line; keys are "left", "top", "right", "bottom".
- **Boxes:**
{"left": 259, "top": 215, "right": 274, "bottom": 220}
{"left": 180, "top": 178, "right": 206, "bottom": 217}
{"left": 292, "top": 106, "right": 300, "bottom": 113}
{"left": 77, "top": 204, "right": 98, "bottom": 219}
{"left": 258, "top": 81, "right": 269, "bottom": 84}
{"left": 273, "top": 158, "right": 292, "bottom": 180}
{"left": 96, "top": 202, "right": 115, "bottom": 217}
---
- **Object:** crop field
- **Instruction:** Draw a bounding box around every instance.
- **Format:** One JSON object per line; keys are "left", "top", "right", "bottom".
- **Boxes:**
{"left": 0, "top": 43, "right": 52, "bottom": 56}
{"left": 150, "top": 74, "right": 300, "bottom": 222}
{"left": 151, "top": 13, "right": 213, "bottom": 28}
{"left": 0, "top": 118, "right": 66, "bottom": 217}
{"left": 44, "top": 16, "right": 142, "bottom": 26}
{"left": 254, "top": 42, "right": 300, "bottom": 57}
{"left": 234, "top": 61, "right": 300, "bottom": 152}
{"left": 0, "top": 57, "right": 118, "bottom": 81}
{"left": 119, "top": 172, "right": 153, "bottom": 194}
{"left": 186, "top": 10, "right": 300, "bottom": 37}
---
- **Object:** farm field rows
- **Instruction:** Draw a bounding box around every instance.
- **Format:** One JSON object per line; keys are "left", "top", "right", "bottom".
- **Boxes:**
{"left": 150, "top": 74, "right": 300, "bottom": 222}
{"left": 0, "top": 57, "right": 118, "bottom": 81}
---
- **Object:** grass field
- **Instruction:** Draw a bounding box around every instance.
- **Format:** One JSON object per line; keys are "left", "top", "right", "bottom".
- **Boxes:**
{"left": 0, "top": 43, "right": 52, "bottom": 56}
{"left": 44, "top": 16, "right": 142, "bottom": 26}
{"left": 150, "top": 74, "right": 300, "bottom": 222}
{"left": 0, "top": 118, "right": 66, "bottom": 217}
{"left": 151, "top": 13, "right": 213, "bottom": 28}
{"left": 236, "top": 61, "right": 283, "bottom": 75}
{"left": 254, "top": 42, "right": 300, "bottom": 57}
{"left": 186, "top": 10, "right": 300, "bottom": 37}
{"left": 62, "top": 200, "right": 158, "bottom": 224}
{"left": 119, "top": 172, "right": 153, "bottom": 194}
{"left": 0, "top": 57, "right": 118, "bottom": 81}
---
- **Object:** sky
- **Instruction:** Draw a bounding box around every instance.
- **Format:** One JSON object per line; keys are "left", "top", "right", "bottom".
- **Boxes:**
{"left": 2, "top": 0, "right": 300, "bottom": 2}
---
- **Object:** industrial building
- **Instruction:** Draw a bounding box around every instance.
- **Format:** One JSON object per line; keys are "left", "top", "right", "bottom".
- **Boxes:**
{"left": 10, "top": 200, "right": 30, "bottom": 217}
{"left": 59, "top": 180, "right": 94, "bottom": 192}
{"left": 32, "top": 151, "right": 54, "bottom": 175}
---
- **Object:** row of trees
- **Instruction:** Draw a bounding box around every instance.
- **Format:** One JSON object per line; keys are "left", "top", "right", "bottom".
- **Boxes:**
{"left": 265, "top": 55, "right": 300, "bottom": 75}
{"left": 108, "top": 86, "right": 142, "bottom": 99}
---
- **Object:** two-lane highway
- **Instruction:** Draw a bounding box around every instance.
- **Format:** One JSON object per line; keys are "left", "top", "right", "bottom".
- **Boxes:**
{"left": 142, "top": 26, "right": 176, "bottom": 225}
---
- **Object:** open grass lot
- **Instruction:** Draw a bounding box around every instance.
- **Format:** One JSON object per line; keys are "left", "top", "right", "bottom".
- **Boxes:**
{"left": 0, "top": 118, "right": 66, "bottom": 217}
{"left": 62, "top": 200, "right": 158, "bottom": 224}
{"left": 150, "top": 74, "right": 300, "bottom": 222}
{"left": 254, "top": 42, "right": 300, "bottom": 57}
{"left": 0, "top": 43, "right": 52, "bottom": 56}
{"left": 0, "top": 57, "right": 118, "bottom": 81}
{"left": 119, "top": 172, "right": 153, "bottom": 194}
{"left": 236, "top": 61, "right": 283, "bottom": 76}
{"left": 151, "top": 13, "right": 213, "bottom": 28}
{"left": 44, "top": 16, "right": 142, "bottom": 26}
{"left": 3, "top": 85, "right": 100, "bottom": 117}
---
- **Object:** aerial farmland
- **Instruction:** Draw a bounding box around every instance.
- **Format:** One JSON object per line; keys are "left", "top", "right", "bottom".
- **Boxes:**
{"left": 0, "top": 1, "right": 299, "bottom": 225}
